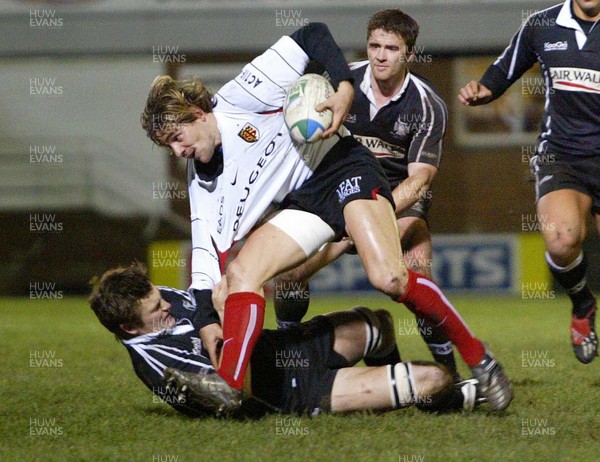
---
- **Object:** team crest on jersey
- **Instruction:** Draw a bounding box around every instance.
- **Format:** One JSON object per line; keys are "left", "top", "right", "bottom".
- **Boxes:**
{"left": 345, "top": 113, "right": 357, "bottom": 124}
{"left": 336, "top": 176, "right": 362, "bottom": 203}
{"left": 393, "top": 117, "right": 411, "bottom": 137}
{"left": 238, "top": 123, "right": 260, "bottom": 143}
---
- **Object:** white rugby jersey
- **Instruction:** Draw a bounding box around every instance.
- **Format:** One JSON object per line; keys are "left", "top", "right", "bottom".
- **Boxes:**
{"left": 187, "top": 36, "right": 341, "bottom": 292}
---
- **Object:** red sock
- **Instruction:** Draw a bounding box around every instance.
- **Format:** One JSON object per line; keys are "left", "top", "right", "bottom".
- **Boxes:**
{"left": 399, "top": 269, "right": 485, "bottom": 367}
{"left": 218, "top": 292, "right": 265, "bottom": 390}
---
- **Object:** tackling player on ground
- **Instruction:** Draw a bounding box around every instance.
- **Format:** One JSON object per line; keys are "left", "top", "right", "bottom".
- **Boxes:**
{"left": 89, "top": 263, "right": 480, "bottom": 417}
{"left": 273, "top": 9, "right": 460, "bottom": 380}
{"left": 142, "top": 22, "right": 512, "bottom": 411}
{"left": 458, "top": 0, "right": 599, "bottom": 364}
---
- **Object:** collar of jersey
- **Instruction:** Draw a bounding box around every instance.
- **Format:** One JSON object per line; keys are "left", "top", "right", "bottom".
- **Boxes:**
{"left": 556, "top": 0, "right": 593, "bottom": 49}
{"left": 121, "top": 320, "right": 195, "bottom": 345}
{"left": 360, "top": 64, "right": 412, "bottom": 108}
{"left": 193, "top": 145, "right": 224, "bottom": 182}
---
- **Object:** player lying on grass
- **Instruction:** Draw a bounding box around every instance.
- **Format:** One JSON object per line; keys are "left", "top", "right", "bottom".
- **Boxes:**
{"left": 274, "top": 8, "right": 461, "bottom": 380}
{"left": 141, "top": 21, "right": 512, "bottom": 412}
{"left": 89, "top": 263, "right": 482, "bottom": 417}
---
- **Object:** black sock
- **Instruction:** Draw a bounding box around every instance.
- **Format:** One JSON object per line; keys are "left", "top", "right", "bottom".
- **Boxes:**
{"left": 546, "top": 252, "right": 596, "bottom": 318}
{"left": 274, "top": 280, "right": 310, "bottom": 329}
{"left": 417, "top": 316, "right": 460, "bottom": 380}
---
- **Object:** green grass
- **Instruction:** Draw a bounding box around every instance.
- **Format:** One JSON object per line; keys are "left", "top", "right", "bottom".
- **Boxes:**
{"left": 1, "top": 294, "right": 599, "bottom": 462}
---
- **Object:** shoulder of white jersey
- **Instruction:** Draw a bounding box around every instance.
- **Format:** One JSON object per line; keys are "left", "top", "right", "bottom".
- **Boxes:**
{"left": 214, "top": 35, "right": 309, "bottom": 114}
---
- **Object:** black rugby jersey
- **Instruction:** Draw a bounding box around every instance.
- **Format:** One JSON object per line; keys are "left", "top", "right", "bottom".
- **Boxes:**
{"left": 480, "top": 0, "right": 600, "bottom": 157}
{"left": 345, "top": 61, "right": 448, "bottom": 188}
{"left": 122, "top": 287, "right": 215, "bottom": 416}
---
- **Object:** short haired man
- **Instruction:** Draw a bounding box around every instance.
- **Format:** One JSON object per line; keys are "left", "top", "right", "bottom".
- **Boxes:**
{"left": 89, "top": 263, "right": 479, "bottom": 417}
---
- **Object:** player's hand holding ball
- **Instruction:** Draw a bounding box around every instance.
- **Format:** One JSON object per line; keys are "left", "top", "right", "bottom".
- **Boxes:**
{"left": 317, "top": 80, "right": 354, "bottom": 139}
{"left": 284, "top": 74, "right": 342, "bottom": 143}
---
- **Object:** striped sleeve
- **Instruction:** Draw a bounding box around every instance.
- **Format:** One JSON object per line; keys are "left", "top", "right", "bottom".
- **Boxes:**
{"left": 407, "top": 78, "right": 448, "bottom": 167}
{"left": 216, "top": 36, "right": 309, "bottom": 113}
{"left": 130, "top": 342, "right": 213, "bottom": 378}
{"left": 126, "top": 337, "right": 215, "bottom": 417}
{"left": 480, "top": 18, "right": 538, "bottom": 100}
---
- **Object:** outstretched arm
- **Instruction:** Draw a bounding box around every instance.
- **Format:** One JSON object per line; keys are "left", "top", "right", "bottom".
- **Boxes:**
{"left": 458, "top": 18, "right": 537, "bottom": 106}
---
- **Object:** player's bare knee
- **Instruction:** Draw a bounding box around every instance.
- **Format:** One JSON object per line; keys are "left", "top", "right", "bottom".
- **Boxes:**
{"left": 226, "top": 258, "right": 262, "bottom": 289}
{"left": 544, "top": 230, "right": 584, "bottom": 264}
{"left": 274, "top": 269, "right": 308, "bottom": 287}
{"left": 411, "top": 361, "right": 454, "bottom": 407}
{"left": 366, "top": 267, "right": 408, "bottom": 299}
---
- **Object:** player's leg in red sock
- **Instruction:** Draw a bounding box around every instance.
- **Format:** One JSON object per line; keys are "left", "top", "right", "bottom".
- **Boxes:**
{"left": 218, "top": 217, "right": 328, "bottom": 389}
{"left": 218, "top": 292, "right": 265, "bottom": 389}
{"left": 399, "top": 269, "right": 485, "bottom": 367}
{"left": 344, "top": 197, "right": 485, "bottom": 367}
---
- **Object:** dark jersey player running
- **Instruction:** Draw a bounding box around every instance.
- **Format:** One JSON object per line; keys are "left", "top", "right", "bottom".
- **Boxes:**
{"left": 459, "top": 0, "right": 600, "bottom": 363}
{"left": 274, "top": 9, "right": 460, "bottom": 379}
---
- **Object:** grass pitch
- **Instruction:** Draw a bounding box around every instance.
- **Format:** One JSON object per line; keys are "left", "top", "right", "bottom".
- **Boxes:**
{"left": 1, "top": 294, "right": 599, "bottom": 462}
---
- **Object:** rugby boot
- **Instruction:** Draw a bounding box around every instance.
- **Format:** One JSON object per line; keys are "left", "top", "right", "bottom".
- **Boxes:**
{"left": 470, "top": 348, "right": 512, "bottom": 411}
{"left": 571, "top": 305, "right": 598, "bottom": 364}
{"left": 165, "top": 368, "right": 243, "bottom": 417}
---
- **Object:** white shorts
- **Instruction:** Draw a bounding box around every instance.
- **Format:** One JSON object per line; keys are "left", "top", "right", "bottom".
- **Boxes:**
{"left": 267, "top": 209, "right": 335, "bottom": 257}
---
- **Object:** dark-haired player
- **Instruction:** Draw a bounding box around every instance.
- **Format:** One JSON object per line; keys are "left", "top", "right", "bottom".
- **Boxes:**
{"left": 458, "top": 0, "right": 599, "bottom": 363}
{"left": 274, "top": 9, "right": 458, "bottom": 378}
{"left": 89, "top": 263, "right": 480, "bottom": 417}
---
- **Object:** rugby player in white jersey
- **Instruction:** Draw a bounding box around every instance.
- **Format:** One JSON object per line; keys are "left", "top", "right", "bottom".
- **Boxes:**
{"left": 141, "top": 23, "right": 512, "bottom": 413}
{"left": 459, "top": 0, "right": 600, "bottom": 364}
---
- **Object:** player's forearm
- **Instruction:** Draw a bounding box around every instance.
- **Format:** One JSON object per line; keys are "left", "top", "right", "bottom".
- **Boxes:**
{"left": 479, "top": 21, "right": 536, "bottom": 101}
{"left": 392, "top": 171, "right": 432, "bottom": 216}
{"left": 479, "top": 64, "right": 514, "bottom": 101}
{"left": 290, "top": 23, "right": 353, "bottom": 88}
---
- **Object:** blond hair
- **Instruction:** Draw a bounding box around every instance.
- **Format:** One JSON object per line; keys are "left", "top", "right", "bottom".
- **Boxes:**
{"left": 141, "top": 75, "right": 214, "bottom": 146}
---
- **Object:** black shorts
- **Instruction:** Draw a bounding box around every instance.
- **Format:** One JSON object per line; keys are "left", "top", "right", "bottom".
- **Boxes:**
{"left": 250, "top": 316, "right": 350, "bottom": 415}
{"left": 531, "top": 153, "right": 600, "bottom": 214}
{"left": 282, "top": 136, "right": 395, "bottom": 240}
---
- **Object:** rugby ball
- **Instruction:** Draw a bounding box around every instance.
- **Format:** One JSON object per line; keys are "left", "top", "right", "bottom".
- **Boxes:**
{"left": 283, "top": 74, "right": 334, "bottom": 143}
